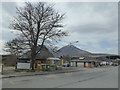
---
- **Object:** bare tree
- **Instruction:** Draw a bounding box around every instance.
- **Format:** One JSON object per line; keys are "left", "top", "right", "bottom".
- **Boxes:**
{"left": 4, "top": 37, "right": 29, "bottom": 57}
{"left": 46, "top": 44, "right": 59, "bottom": 53}
{"left": 61, "top": 55, "right": 71, "bottom": 63}
{"left": 10, "top": 2, "right": 68, "bottom": 70}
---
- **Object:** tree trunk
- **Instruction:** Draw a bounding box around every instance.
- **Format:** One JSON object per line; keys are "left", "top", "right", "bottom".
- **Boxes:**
{"left": 30, "top": 46, "right": 37, "bottom": 70}
{"left": 30, "top": 56, "right": 35, "bottom": 70}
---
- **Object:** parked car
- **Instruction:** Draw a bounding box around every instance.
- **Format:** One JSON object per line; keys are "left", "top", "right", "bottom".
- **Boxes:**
{"left": 62, "top": 63, "right": 70, "bottom": 67}
{"left": 112, "top": 63, "right": 118, "bottom": 66}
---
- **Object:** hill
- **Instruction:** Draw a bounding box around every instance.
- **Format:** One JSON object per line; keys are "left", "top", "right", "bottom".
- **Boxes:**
{"left": 54, "top": 45, "right": 92, "bottom": 57}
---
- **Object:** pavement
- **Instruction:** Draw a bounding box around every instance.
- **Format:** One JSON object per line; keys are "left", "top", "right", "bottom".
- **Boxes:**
{"left": 1, "top": 67, "right": 85, "bottom": 79}
{"left": 2, "top": 66, "right": 118, "bottom": 88}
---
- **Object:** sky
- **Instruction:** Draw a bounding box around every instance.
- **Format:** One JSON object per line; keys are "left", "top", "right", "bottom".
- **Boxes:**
{"left": 0, "top": 1, "right": 118, "bottom": 55}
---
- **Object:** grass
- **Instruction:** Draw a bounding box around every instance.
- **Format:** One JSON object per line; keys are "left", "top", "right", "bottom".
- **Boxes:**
{"left": 15, "top": 69, "right": 35, "bottom": 72}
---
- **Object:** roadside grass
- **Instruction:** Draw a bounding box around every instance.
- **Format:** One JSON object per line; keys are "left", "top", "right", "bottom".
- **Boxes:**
{"left": 2, "top": 66, "right": 78, "bottom": 75}
{"left": 15, "top": 69, "right": 35, "bottom": 72}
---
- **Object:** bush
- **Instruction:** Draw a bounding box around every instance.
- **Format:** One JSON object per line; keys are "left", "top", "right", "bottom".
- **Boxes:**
{"left": 26, "top": 70, "right": 35, "bottom": 72}
{"left": 15, "top": 69, "right": 23, "bottom": 72}
{"left": 56, "top": 66, "right": 62, "bottom": 70}
{"left": 45, "top": 68, "right": 50, "bottom": 71}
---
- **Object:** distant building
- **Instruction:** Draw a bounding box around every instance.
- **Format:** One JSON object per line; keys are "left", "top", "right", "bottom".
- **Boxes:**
{"left": 70, "top": 55, "right": 120, "bottom": 68}
{"left": 2, "top": 55, "right": 18, "bottom": 66}
{"left": 70, "top": 56, "right": 99, "bottom": 68}
{"left": 35, "top": 58, "right": 61, "bottom": 70}
{"left": 16, "top": 57, "right": 61, "bottom": 70}
{"left": 1, "top": 45, "right": 54, "bottom": 66}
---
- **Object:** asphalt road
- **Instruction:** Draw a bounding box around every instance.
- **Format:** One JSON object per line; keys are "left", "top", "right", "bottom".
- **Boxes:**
{"left": 2, "top": 66, "right": 118, "bottom": 88}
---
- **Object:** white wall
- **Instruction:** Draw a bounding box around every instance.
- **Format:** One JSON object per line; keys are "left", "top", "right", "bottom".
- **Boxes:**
{"left": 100, "top": 61, "right": 107, "bottom": 65}
{"left": 77, "top": 62, "right": 84, "bottom": 67}
{"left": 17, "top": 63, "right": 30, "bottom": 69}
{"left": 70, "top": 62, "right": 75, "bottom": 66}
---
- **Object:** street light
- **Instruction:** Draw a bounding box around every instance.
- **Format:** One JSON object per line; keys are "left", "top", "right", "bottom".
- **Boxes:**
{"left": 60, "top": 41, "right": 79, "bottom": 67}
{"left": 69, "top": 41, "right": 79, "bottom": 45}
{"left": 68, "top": 41, "right": 79, "bottom": 67}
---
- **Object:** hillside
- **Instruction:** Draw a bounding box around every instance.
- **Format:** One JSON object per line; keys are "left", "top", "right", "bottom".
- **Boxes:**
{"left": 54, "top": 45, "right": 92, "bottom": 57}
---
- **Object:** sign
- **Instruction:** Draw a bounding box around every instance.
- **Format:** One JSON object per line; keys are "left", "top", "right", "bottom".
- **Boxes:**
{"left": 17, "top": 63, "right": 30, "bottom": 69}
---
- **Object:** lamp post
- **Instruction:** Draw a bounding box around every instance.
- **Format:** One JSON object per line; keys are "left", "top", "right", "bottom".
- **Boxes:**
{"left": 69, "top": 41, "right": 79, "bottom": 67}
{"left": 60, "top": 41, "right": 79, "bottom": 67}
{"left": 69, "top": 41, "right": 79, "bottom": 46}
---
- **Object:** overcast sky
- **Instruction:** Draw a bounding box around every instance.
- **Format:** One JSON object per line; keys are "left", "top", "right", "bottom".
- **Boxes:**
{"left": 0, "top": 2, "right": 118, "bottom": 55}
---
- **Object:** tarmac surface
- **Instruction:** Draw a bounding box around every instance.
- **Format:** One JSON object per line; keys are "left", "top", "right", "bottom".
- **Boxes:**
{"left": 2, "top": 66, "right": 118, "bottom": 88}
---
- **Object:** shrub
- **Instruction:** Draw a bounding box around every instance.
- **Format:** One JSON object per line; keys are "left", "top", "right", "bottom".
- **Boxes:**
{"left": 15, "top": 69, "right": 22, "bottom": 72}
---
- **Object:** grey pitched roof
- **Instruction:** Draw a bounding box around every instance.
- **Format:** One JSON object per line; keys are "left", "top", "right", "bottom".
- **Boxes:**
{"left": 23, "top": 45, "right": 54, "bottom": 59}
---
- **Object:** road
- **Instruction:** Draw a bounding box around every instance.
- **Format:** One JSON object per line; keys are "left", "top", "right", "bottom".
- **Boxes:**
{"left": 2, "top": 66, "right": 118, "bottom": 88}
